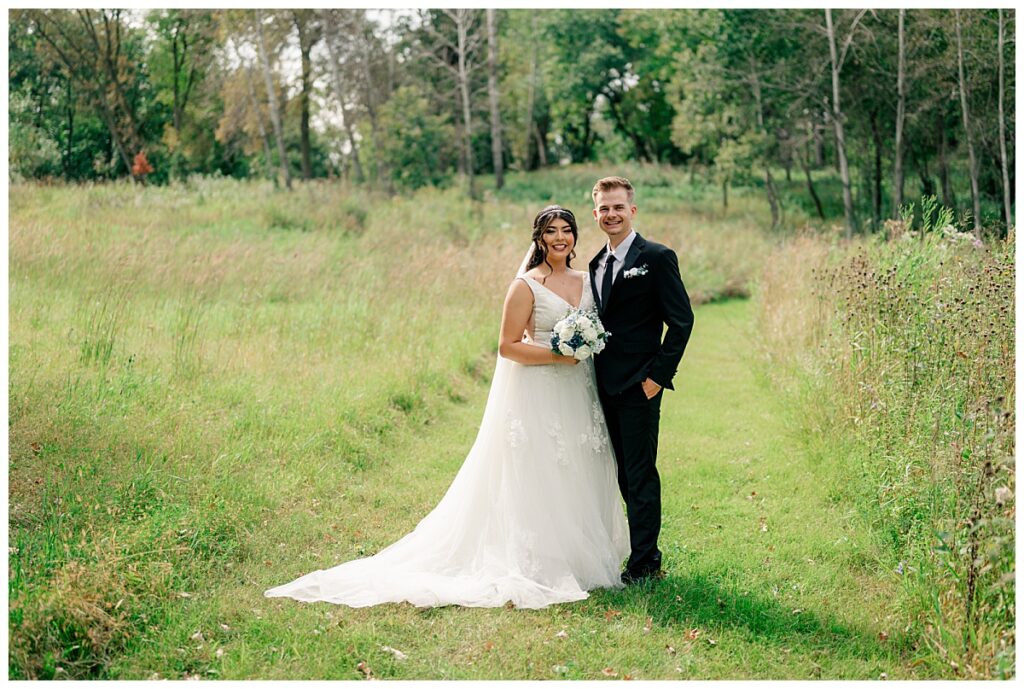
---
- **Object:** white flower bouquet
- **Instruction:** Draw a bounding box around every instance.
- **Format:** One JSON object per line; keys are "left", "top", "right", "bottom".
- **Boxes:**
{"left": 550, "top": 308, "right": 610, "bottom": 361}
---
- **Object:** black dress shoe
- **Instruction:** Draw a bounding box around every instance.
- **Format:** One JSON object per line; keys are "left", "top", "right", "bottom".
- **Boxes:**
{"left": 620, "top": 568, "right": 666, "bottom": 585}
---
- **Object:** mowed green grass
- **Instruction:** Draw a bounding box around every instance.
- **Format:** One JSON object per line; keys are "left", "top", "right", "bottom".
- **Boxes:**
{"left": 9, "top": 173, "right": 926, "bottom": 678}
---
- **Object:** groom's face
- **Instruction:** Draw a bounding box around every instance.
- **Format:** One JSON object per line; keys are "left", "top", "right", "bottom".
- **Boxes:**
{"left": 593, "top": 188, "right": 636, "bottom": 242}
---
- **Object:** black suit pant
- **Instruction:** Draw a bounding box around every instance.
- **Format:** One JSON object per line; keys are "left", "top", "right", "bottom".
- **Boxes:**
{"left": 599, "top": 383, "right": 663, "bottom": 575}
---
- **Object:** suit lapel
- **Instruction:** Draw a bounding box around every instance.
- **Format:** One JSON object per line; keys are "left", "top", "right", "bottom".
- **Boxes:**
{"left": 606, "top": 233, "right": 646, "bottom": 311}
{"left": 620, "top": 233, "right": 645, "bottom": 274}
{"left": 589, "top": 247, "right": 605, "bottom": 308}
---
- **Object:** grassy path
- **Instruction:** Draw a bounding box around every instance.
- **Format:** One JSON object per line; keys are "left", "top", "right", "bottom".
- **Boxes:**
{"left": 114, "top": 299, "right": 919, "bottom": 680}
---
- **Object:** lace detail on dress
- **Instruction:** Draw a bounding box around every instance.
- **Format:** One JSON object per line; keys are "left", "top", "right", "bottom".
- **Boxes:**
{"left": 584, "top": 402, "right": 610, "bottom": 454}
{"left": 507, "top": 411, "right": 527, "bottom": 449}
{"left": 546, "top": 418, "right": 567, "bottom": 466}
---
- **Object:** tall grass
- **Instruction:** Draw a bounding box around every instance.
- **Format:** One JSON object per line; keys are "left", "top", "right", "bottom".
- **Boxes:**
{"left": 9, "top": 168, "right": 771, "bottom": 678}
{"left": 755, "top": 204, "right": 1015, "bottom": 678}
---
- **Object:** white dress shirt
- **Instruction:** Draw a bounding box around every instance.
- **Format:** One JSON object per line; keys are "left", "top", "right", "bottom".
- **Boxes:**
{"left": 594, "top": 228, "right": 637, "bottom": 292}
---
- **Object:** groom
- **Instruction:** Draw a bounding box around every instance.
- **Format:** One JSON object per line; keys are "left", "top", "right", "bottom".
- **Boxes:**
{"left": 589, "top": 176, "right": 694, "bottom": 585}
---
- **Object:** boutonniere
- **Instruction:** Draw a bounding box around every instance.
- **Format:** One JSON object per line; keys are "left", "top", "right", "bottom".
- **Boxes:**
{"left": 622, "top": 264, "right": 649, "bottom": 279}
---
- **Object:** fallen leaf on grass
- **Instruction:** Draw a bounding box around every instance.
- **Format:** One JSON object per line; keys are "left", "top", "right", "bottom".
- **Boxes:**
{"left": 30, "top": 442, "right": 42, "bottom": 454}
{"left": 356, "top": 661, "right": 374, "bottom": 680}
{"left": 665, "top": 645, "right": 676, "bottom": 655}
{"left": 555, "top": 630, "right": 568, "bottom": 639}
{"left": 878, "top": 631, "right": 889, "bottom": 641}
{"left": 552, "top": 665, "right": 568, "bottom": 674}
{"left": 382, "top": 645, "right": 408, "bottom": 660}
{"left": 623, "top": 674, "right": 634, "bottom": 680}
{"left": 747, "top": 491, "right": 757, "bottom": 500}
{"left": 684, "top": 628, "right": 701, "bottom": 640}
{"left": 707, "top": 639, "right": 718, "bottom": 646}
{"left": 215, "top": 648, "right": 225, "bottom": 658}
{"left": 601, "top": 668, "right": 617, "bottom": 677}
{"left": 484, "top": 641, "right": 495, "bottom": 651}
{"left": 190, "top": 630, "right": 204, "bottom": 642}
{"left": 178, "top": 592, "right": 193, "bottom": 598}
{"left": 219, "top": 623, "right": 231, "bottom": 631}
{"left": 643, "top": 617, "right": 653, "bottom": 634}
{"left": 604, "top": 609, "right": 622, "bottom": 622}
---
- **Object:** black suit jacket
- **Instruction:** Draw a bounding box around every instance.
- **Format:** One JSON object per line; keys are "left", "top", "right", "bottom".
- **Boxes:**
{"left": 589, "top": 233, "right": 694, "bottom": 396}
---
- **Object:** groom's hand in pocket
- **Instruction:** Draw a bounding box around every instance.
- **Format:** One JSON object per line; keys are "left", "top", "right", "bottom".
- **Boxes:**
{"left": 641, "top": 378, "right": 662, "bottom": 400}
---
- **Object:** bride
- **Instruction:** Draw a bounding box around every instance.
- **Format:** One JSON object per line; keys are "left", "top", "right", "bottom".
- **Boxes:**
{"left": 264, "top": 205, "right": 629, "bottom": 609}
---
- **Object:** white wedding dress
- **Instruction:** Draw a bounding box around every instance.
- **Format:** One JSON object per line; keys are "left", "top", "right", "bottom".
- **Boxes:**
{"left": 264, "top": 272, "right": 629, "bottom": 609}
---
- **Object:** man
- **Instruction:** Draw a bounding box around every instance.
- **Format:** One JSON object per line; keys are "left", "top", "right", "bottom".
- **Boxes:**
{"left": 589, "top": 176, "right": 694, "bottom": 585}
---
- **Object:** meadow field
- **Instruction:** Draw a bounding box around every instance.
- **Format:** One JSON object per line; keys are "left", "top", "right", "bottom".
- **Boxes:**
{"left": 8, "top": 166, "right": 1014, "bottom": 678}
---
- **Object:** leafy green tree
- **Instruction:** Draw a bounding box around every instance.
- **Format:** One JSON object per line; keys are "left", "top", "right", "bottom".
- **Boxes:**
{"left": 147, "top": 10, "right": 218, "bottom": 179}
{"left": 377, "top": 85, "right": 457, "bottom": 190}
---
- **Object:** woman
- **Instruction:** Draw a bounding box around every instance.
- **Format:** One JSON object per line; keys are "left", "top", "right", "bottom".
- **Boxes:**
{"left": 264, "top": 206, "right": 628, "bottom": 609}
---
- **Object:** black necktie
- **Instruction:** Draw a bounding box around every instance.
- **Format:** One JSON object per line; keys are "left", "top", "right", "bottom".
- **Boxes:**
{"left": 600, "top": 254, "right": 615, "bottom": 312}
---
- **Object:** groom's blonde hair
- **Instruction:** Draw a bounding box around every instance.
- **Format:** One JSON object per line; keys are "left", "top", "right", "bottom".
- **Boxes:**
{"left": 592, "top": 176, "right": 635, "bottom": 205}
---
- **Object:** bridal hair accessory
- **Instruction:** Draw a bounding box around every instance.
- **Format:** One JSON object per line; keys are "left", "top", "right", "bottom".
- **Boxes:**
{"left": 533, "top": 206, "right": 576, "bottom": 229}
{"left": 622, "top": 264, "right": 649, "bottom": 279}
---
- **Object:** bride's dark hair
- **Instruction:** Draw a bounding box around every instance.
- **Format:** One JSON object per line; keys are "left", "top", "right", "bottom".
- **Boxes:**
{"left": 527, "top": 205, "right": 579, "bottom": 278}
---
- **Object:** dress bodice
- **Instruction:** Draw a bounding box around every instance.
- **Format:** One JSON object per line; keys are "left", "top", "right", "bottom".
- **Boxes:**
{"left": 519, "top": 273, "right": 594, "bottom": 346}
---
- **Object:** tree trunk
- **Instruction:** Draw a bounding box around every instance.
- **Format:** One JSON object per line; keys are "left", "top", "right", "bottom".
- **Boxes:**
{"left": 814, "top": 123, "right": 824, "bottom": 167}
{"left": 342, "top": 113, "right": 364, "bottom": 183}
{"left": 486, "top": 9, "right": 503, "bottom": 189}
{"left": 917, "top": 150, "right": 935, "bottom": 198}
{"left": 452, "top": 10, "right": 476, "bottom": 198}
{"left": 523, "top": 13, "right": 538, "bottom": 169}
{"left": 294, "top": 12, "right": 314, "bottom": 181}
{"left": 937, "top": 110, "right": 954, "bottom": 207}
{"left": 801, "top": 156, "right": 826, "bottom": 221}
{"left": 582, "top": 105, "right": 594, "bottom": 161}
{"left": 870, "top": 108, "right": 883, "bottom": 230}
{"left": 356, "top": 14, "right": 385, "bottom": 187}
{"left": 954, "top": 10, "right": 981, "bottom": 236}
{"left": 321, "top": 13, "right": 365, "bottom": 184}
{"left": 749, "top": 61, "right": 780, "bottom": 229}
{"left": 815, "top": 122, "right": 823, "bottom": 167}
{"left": 997, "top": 8, "right": 1012, "bottom": 231}
{"left": 765, "top": 169, "right": 780, "bottom": 228}
{"left": 97, "top": 103, "right": 135, "bottom": 184}
{"left": 172, "top": 22, "right": 183, "bottom": 134}
{"left": 534, "top": 126, "right": 548, "bottom": 167}
{"left": 64, "top": 77, "right": 74, "bottom": 178}
{"left": 722, "top": 179, "right": 728, "bottom": 209}
{"left": 254, "top": 10, "right": 292, "bottom": 191}
{"left": 892, "top": 8, "right": 906, "bottom": 216}
{"left": 826, "top": 9, "right": 856, "bottom": 238}
{"left": 244, "top": 63, "right": 276, "bottom": 183}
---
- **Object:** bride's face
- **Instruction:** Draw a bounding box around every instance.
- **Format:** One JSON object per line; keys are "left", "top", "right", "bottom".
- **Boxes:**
{"left": 542, "top": 218, "right": 575, "bottom": 261}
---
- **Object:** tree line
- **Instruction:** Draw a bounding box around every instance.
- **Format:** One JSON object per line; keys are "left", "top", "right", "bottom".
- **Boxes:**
{"left": 9, "top": 8, "right": 1015, "bottom": 234}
